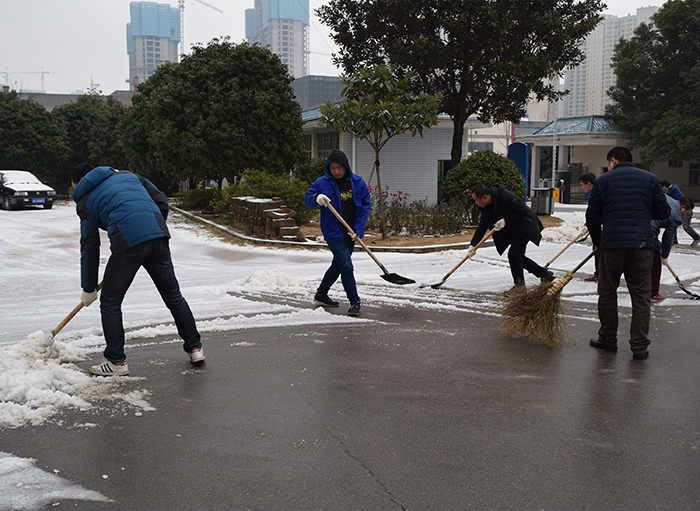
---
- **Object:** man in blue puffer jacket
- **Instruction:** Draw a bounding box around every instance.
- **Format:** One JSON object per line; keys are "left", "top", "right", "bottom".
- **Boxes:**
{"left": 71, "top": 163, "right": 204, "bottom": 376}
{"left": 586, "top": 147, "right": 670, "bottom": 360}
{"left": 304, "top": 149, "right": 371, "bottom": 316}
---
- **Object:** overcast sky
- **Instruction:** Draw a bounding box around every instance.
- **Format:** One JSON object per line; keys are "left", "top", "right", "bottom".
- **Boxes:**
{"left": 0, "top": 1, "right": 664, "bottom": 95}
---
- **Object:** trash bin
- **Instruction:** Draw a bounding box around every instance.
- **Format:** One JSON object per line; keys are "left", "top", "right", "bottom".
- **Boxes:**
{"left": 557, "top": 171, "right": 572, "bottom": 204}
{"left": 531, "top": 187, "right": 555, "bottom": 215}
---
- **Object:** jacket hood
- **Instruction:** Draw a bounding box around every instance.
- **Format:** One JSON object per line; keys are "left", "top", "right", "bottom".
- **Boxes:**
{"left": 323, "top": 149, "right": 352, "bottom": 179}
{"left": 72, "top": 166, "right": 115, "bottom": 202}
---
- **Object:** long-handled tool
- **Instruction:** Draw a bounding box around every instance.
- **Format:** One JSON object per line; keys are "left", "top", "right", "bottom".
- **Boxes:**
{"left": 323, "top": 201, "right": 415, "bottom": 285}
{"left": 424, "top": 227, "right": 496, "bottom": 289}
{"left": 52, "top": 282, "right": 103, "bottom": 337}
{"left": 665, "top": 263, "right": 700, "bottom": 300}
{"left": 546, "top": 248, "right": 599, "bottom": 297}
{"left": 544, "top": 227, "right": 588, "bottom": 270}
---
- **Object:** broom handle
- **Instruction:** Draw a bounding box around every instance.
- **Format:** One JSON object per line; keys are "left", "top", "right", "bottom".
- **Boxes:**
{"left": 443, "top": 227, "right": 496, "bottom": 279}
{"left": 544, "top": 227, "right": 588, "bottom": 269}
{"left": 570, "top": 247, "right": 600, "bottom": 275}
{"left": 52, "top": 282, "right": 103, "bottom": 337}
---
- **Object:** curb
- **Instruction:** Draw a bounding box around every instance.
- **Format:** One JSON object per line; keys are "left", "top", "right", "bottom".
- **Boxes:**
{"left": 171, "top": 206, "right": 486, "bottom": 254}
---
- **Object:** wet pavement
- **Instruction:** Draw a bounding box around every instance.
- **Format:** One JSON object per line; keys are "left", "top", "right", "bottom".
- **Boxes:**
{"left": 2, "top": 287, "right": 700, "bottom": 510}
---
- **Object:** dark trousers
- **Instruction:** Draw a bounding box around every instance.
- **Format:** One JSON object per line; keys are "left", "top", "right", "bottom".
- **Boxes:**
{"left": 507, "top": 234, "right": 548, "bottom": 285}
{"left": 100, "top": 237, "right": 201, "bottom": 364}
{"left": 597, "top": 248, "right": 653, "bottom": 351}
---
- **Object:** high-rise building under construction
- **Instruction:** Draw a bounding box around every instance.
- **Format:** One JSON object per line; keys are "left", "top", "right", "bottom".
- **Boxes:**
{"left": 127, "top": 2, "right": 181, "bottom": 92}
{"left": 245, "top": 0, "right": 310, "bottom": 79}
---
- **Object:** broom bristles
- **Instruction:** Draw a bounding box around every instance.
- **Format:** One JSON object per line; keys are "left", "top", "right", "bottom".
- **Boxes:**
{"left": 496, "top": 282, "right": 565, "bottom": 348}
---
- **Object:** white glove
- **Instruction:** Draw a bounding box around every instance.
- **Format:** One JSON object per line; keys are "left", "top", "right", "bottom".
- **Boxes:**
{"left": 81, "top": 290, "right": 98, "bottom": 307}
{"left": 348, "top": 232, "right": 358, "bottom": 240}
{"left": 316, "top": 194, "right": 330, "bottom": 207}
{"left": 466, "top": 246, "right": 477, "bottom": 258}
{"left": 661, "top": 257, "right": 668, "bottom": 266}
{"left": 494, "top": 219, "right": 506, "bottom": 231}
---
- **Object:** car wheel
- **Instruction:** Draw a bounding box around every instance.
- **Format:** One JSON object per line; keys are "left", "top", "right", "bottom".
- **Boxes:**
{"left": 43, "top": 203, "right": 53, "bottom": 209}
{"left": 2, "top": 195, "right": 12, "bottom": 211}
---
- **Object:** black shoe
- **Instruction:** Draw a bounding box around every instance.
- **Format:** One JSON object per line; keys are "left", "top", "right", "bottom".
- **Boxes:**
{"left": 314, "top": 293, "right": 339, "bottom": 307}
{"left": 632, "top": 350, "right": 649, "bottom": 360}
{"left": 541, "top": 270, "right": 555, "bottom": 283}
{"left": 589, "top": 338, "right": 618, "bottom": 352}
{"left": 348, "top": 301, "right": 361, "bottom": 316}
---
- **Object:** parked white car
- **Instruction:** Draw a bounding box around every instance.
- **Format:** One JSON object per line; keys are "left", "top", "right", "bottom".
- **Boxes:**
{"left": 0, "top": 170, "right": 57, "bottom": 210}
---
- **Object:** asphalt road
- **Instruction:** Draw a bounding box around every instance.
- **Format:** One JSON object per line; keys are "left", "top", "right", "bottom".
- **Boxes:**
{"left": 2, "top": 285, "right": 700, "bottom": 510}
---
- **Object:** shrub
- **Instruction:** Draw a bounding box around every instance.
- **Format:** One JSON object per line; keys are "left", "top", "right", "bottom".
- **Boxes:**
{"left": 174, "top": 188, "right": 222, "bottom": 210}
{"left": 443, "top": 150, "right": 527, "bottom": 223}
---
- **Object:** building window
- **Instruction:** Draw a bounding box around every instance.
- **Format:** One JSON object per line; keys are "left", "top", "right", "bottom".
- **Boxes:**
{"left": 690, "top": 164, "right": 699, "bottom": 185}
{"left": 317, "top": 132, "right": 339, "bottom": 159}
{"left": 668, "top": 159, "right": 683, "bottom": 168}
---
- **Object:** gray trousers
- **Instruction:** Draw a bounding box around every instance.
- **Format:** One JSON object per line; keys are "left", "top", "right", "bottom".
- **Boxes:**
{"left": 597, "top": 248, "right": 653, "bottom": 351}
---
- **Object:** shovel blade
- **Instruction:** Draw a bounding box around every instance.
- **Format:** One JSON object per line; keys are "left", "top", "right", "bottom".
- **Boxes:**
{"left": 430, "top": 280, "right": 446, "bottom": 289}
{"left": 380, "top": 273, "right": 415, "bottom": 285}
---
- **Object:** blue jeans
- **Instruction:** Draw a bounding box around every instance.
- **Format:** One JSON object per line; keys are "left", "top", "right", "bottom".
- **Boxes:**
{"left": 100, "top": 237, "right": 201, "bottom": 364}
{"left": 317, "top": 238, "right": 360, "bottom": 303}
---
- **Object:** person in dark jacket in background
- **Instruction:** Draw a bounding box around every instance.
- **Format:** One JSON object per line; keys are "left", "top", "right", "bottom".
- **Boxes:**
{"left": 304, "top": 149, "right": 371, "bottom": 317}
{"left": 659, "top": 179, "right": 700, "bottom": 246}
{"left": 470, "top": 183, "right": 554, "bottom": 296}
{"left": 71, "top": 163, "right": 204, "bottom": 376}
{"left": 586, "top": 147, "right": 670, "bottom": 360}
{"left": 579, "top": 172, "right": 599, "bottom": 282}
{"left": 650, "top": 196, "right": 693, "bottom": 301}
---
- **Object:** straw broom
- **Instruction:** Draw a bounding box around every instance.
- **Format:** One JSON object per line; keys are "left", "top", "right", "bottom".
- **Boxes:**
{"left": 497, "top": 248, "right": 599, "bottom": 348}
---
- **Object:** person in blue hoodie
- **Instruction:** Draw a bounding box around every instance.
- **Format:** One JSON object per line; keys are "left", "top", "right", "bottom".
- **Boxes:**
{"left": 304, "top": 149, "right": 370, "bottom": 316}
{"left": 71, "top": 163, "right": 204, "bottom": 376}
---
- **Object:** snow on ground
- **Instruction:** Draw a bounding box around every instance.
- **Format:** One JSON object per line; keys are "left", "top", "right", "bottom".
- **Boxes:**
{"left": 2, "top": 201, "right": 699, "bottom": 430}
{"left": 1, "top": 201, "right": 699, "bottom": 503}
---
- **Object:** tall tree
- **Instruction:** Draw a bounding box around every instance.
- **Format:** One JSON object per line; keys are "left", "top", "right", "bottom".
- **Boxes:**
{"left": 606, "top": 0, "right": 700, "bottom": 167}
{"left": 317, "top": 0, "right": 604, "bottom": 166}
{"left": 320, "top": 66, "right": 442, "bottom": 238}
{"left": 127, "top": 38, "right": 306, "bottom": 186}
{"left": 0, "top": 92, "right": 69, "bottom": 182}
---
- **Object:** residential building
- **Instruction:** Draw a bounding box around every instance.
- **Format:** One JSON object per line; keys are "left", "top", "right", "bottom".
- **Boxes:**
{"left": 291, "top": 75, "right": 343, "bottom": 111}
{"left": 245, "top": 0, "right": 309, "bottom": 79}
{"left": 127, "top": 2, "right": 181, "bottom": 92}
{"left": 563, "top": 6, "right": 659, "bottom": 117}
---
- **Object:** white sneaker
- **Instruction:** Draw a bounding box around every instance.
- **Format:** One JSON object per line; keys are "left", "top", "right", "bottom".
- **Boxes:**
{"left": 189, "top": 347, "right": 205, "bottom": 363}
{"left": 90, "top": 360, "right": 129, "bottom": 376}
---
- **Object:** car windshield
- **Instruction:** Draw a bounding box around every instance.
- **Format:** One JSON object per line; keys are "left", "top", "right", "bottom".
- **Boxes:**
{"left": 2, "top": 171, "right": 43, "bottom": 185}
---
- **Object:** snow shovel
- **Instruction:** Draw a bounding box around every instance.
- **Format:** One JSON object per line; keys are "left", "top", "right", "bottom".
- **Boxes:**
{"left": 52, "top": 282, "right": 103, "bottom": 337}
{"left": 665, "top": 263, "right": 700, "bottom": 300}
{"left": 323, "top": 200, "right": 415, "bottom": 285}
{"left": 544, "top": 227, "right": 588, "bottom": 269}
{"left": 425, "top": 227, "right": 496, "bottom": 289}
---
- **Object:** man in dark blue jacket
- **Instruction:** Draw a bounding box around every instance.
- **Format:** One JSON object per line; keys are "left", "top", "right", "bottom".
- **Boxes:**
{"left": 586, "top": 147, "right": 670, "bottom": 360}
{"left": 71, "top": 163, "right": 204, "bottom": 376}
{"left": 304, "top": 149, "right": 371, "bottom": 316}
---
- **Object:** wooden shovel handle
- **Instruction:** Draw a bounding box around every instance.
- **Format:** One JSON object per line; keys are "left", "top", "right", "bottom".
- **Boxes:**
{"left": 323, "top": 199, "right": 388, "bottom": 273}
{"left": 52, "top": 282, "right": 102, "bottom": 337}
{"left": 443, "top": 227, "right": 496, "bottom": 279}
{"left": 545, "top": 227, "right": 588, "bottom": 269}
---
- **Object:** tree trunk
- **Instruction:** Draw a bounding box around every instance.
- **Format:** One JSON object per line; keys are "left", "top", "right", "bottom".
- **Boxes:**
{"left": 451, "top": 105, "right": 467, "bottom": 168}
{"left": 373, "top": 148, "right": 387, "bottom": 239}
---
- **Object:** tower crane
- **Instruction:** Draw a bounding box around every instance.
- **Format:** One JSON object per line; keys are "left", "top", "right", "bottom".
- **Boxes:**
{"left": 178, "top": 0, "right": 223, "bottom": 59}
{"left": 2, "top": 68, "right": 57, "bottom": 92}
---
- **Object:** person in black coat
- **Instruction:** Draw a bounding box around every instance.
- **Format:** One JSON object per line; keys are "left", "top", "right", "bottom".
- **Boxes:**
{"left": 470, "top": 183, "right": 553, "bottom": 295}
{"left": 585, "top": 146, "right": 670, "bottom": 360}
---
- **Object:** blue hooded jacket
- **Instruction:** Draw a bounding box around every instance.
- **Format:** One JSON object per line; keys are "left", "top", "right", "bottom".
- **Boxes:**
{"left": 304, "top": 149, "right": 371, "bottom": 241}
{"left": 586, "top": 161, "right": 670, "bottom": 249}
{"left": 73, "top": 166, "right": 170, "bottom": 291}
